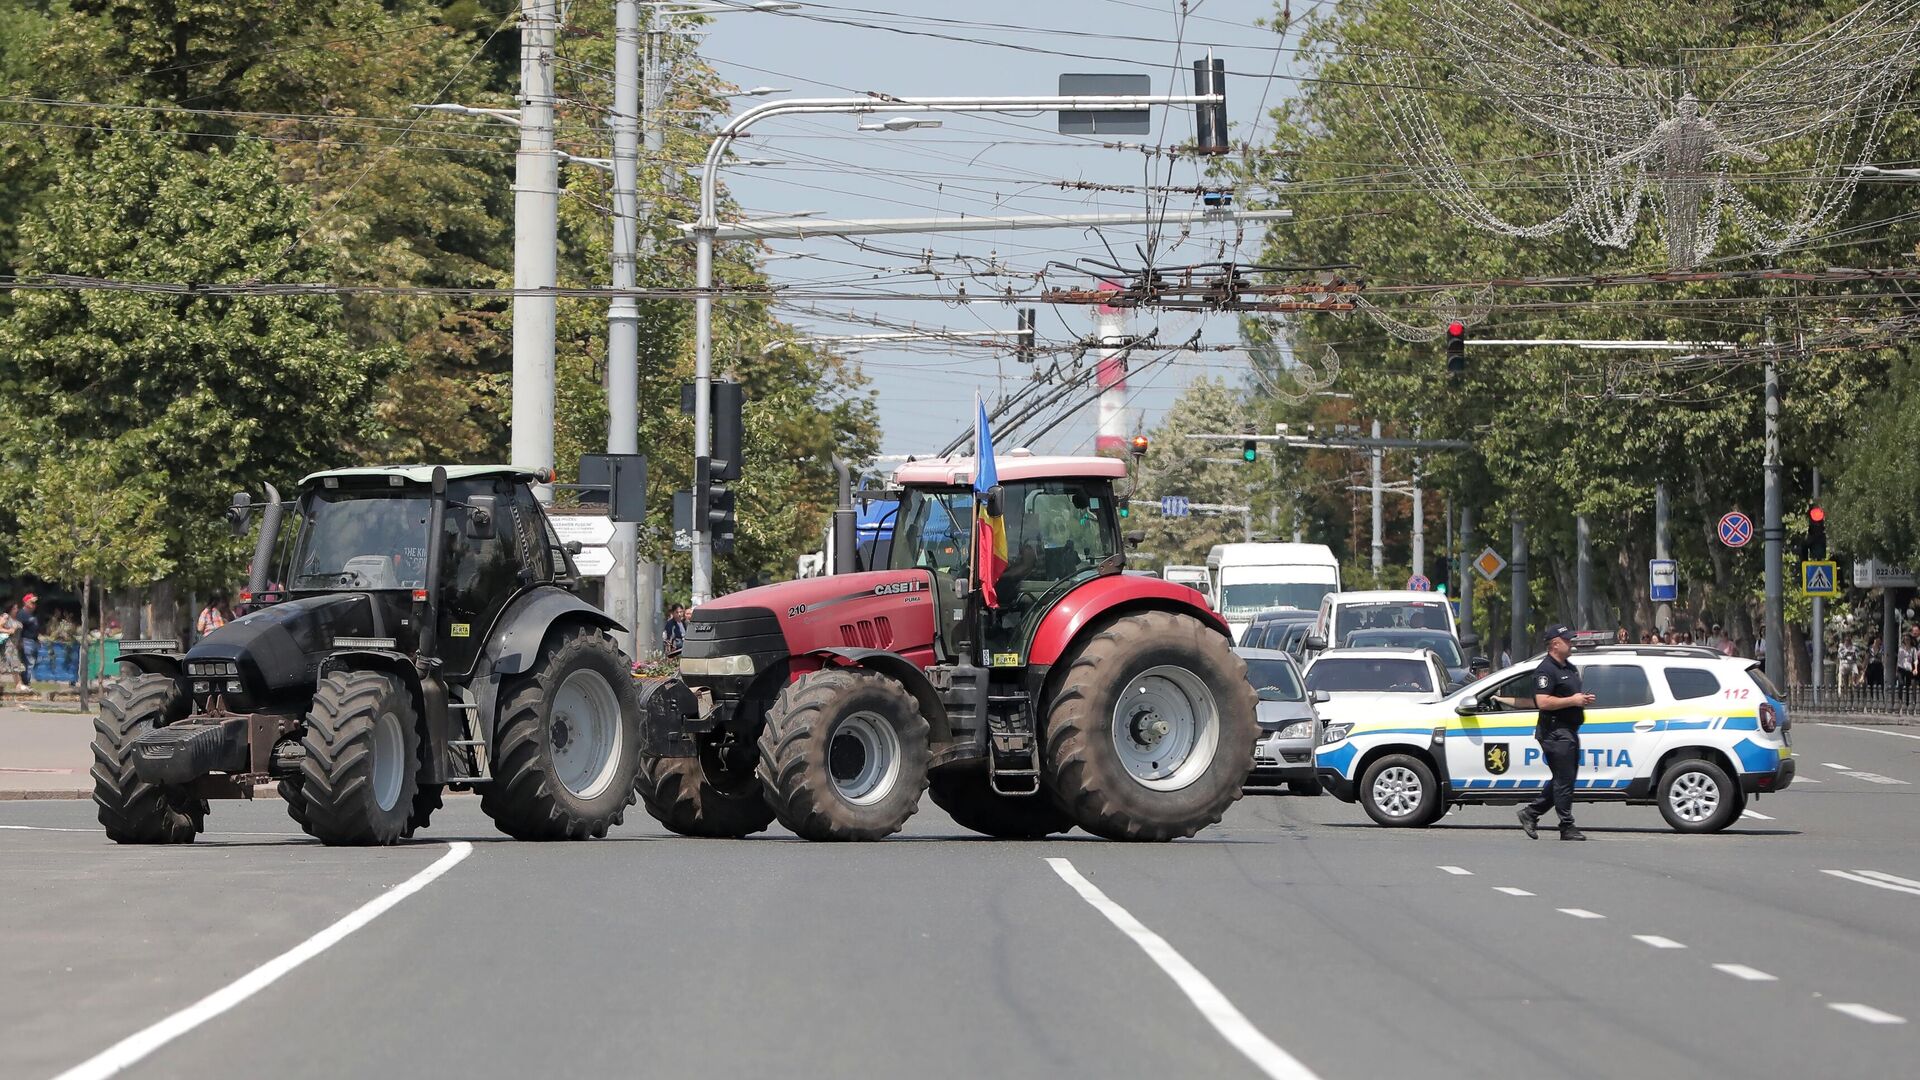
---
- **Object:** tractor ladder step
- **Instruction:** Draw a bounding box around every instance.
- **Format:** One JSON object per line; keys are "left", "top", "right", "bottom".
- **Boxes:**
{"left": 446, "top": 701, "right": 490, "bottom": 781}
{"left": 986, "top": 692, "right": 1040, "bottom": 797}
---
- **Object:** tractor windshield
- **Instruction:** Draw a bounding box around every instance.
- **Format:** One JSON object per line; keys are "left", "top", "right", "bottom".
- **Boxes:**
{"left": 891, "top": 480, "right": 1119, "bottom": 602}
{"left": 290, "top": 489, "right": 433, "bottom": 590}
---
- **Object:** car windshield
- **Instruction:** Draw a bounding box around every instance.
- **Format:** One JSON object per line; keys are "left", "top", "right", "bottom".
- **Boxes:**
{"left": 1307, "top": 657, "right": 1435, "bottom": 694}
{"left": 1332, "top": 600, "right": 1451, "bottom": 639}
{"left": 1344, "top": 629, "right": 1463, "bottom": 668}
{"left": 1220, "top": 583, "right": 1335, "bottom": 617}
{"left": 1243, "top": 658, "right": 1305, "bottom": 701}
{"left": 290, "top": 489, "right": 431, "bottom": 589}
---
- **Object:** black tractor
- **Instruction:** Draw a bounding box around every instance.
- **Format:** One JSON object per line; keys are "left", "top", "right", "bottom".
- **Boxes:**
{"left": 93, "top": 465, "right": 643, "bottom": 845}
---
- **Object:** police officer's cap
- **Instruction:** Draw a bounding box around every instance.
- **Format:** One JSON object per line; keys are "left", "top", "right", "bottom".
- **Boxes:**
{"left": 1468, "top": 655, "right": 1491, "bottom": 671}
{"left": 1543, "top": 623, "right": 1575, "bottom": 644}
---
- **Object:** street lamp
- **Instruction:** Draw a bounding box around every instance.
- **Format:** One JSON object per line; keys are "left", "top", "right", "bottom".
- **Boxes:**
{"left": 645, "top": 0, "right": 799, "bottom": 13}
{"left": 858, "top": 117, "right": 943, "bottom": 132}
{"left": 409, "top": 102, "right": 523, "bottom": 125}
{"left": 724, "top": 86, "right": 791, "bottom": 98}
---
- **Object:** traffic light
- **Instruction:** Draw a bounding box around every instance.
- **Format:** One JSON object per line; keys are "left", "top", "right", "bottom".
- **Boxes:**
{"left": 1445, "top": 321, "right": 1466, "bottom": 378}
{"left": 1192, "top": 58, "right": 1228, "bottom": 156}
{"left": 1241, "top": 425, "right": 1258, "bottom": 464}
{"left": 696, "top": 457, "right": 736, "bottom": 555}
{"left": 1808, "top": 505, "right": 1827, "bottom": 559}
{"left": 681, "top": 379, "right": 745, "bottom": 481}
{"left": 1429, "top": 555, "right": 1451, "bottom": 595}
{"left": 1129, "top": 434, "right": 1150, "bottom": 459}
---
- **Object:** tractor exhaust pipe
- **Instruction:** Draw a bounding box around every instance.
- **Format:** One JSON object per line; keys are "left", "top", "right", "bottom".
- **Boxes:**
{"left": 417, "top": 467, "right": 449, "bottom": 659}
{"left": 832, "top": 458, "right": 858, "bottom": 576}
{"left": 246, "top": 483, "right": 283, "bottom": 599}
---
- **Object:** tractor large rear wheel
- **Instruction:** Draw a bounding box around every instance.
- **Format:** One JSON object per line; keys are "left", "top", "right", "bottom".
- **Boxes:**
{"left": 1043, "top": 611, "right": 1257, "bottom": 841}
{"left": 757, "top": 669, "right": 930, "bottom": 841}
{"left": 927, "top": 767, "right": 1074, "bottom": 839}
{"left": 637, "top": 730, "right": 776, "bottom": 838}
{"left": 481, "top": 626, "right": 641, "bottom": 840}
{"left": 92, "top": 674, "right": 204, "bottom": 844}
{"left": 298, "top": 671, "right": 421, "bottom": 846}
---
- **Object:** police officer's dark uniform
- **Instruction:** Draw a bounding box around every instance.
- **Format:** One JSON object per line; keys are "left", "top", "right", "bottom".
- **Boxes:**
{"left": 1519, "top": 624, "right": 1587, "bottom": 841}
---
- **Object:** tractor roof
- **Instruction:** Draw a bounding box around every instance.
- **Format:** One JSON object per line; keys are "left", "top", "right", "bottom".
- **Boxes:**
{"left": 300, "top": 464, "right": 549, "bottom": 487}
{"left": 892, "top": 453, "right": 1126, "bottom": 487}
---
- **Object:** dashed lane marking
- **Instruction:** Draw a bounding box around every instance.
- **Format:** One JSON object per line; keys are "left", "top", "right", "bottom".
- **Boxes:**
{"left": 1740, "top": 808, "right": 1774, "bottom": 820}
{"left": 1829, "top": 1003, "right": 1907, "bottom": 1025}
{"left": 1436, "top": 865, "right": 1473, "bottom": 876}
{"left": 1633, "top": 935, "right": 1687, "bottom": 949}
{"left": 1712, "top": 964, "right": 1778, "bottom": 982}
{"left": 1823, "top": 869, "right": 1920, "bottom": 897}
{"left": 1493, "top": 887, "right": 1534, "bottom": 896}
{"left": 1557, "top": 908, "right": 1605, "bottom": 919}
{"left": 1819, "top": 723, "right": 1920, "bottom": 742}
{"left": 1822, "top": 762, "right": 1856, "bottom": 770}
{"left": 51, "top": 841, "right": 472, "bottom": 1080}
{"left": 1819, "top": 762, "right": 1909, "bottom": 785}
{"left": 1045, "top": 858, "right": 1319, "bottom": 1080}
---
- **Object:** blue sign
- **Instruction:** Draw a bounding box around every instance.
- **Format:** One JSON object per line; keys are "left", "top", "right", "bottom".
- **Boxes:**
{"left": 1717, "top": 511, "right": 1753, "bottom": 549}
{"left": 1802, "top": 560, "right": 1839, "bottom": 597}
{"left": 1160, "top": 495, "right": 1190, "bottom": 518}
{"left": 1649, "top": 559, "right": 1678, "bottom": 603}
{"left": 1406, "top": 573, "right": 1431, "bottom": 592}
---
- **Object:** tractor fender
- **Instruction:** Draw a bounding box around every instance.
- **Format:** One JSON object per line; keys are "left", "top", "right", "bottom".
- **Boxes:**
{"left": 803, "top": 647, "right": 951, "bottom": 745}
{"left": 116, "top": 651, "right": 184, "bottom": 681}
{"left": 318, "top": 649, "right": 454, "bottom": 785}
{"left": 1025, "top": 575, "right": 1232, "bottom": 669}
{"left": 473, "top": 587, "right": 625, "bottom": 744}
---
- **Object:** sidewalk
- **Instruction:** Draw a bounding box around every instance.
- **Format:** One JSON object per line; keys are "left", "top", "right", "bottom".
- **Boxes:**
{"left": 0, "top": 706, "right": 94, "bottom": 799}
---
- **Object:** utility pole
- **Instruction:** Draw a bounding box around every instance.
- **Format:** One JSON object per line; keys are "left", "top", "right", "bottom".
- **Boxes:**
{"left": 1458, "top": 507, "right": 1476, "bottom": 648}
{"left": 1654, "top": 482, "right": 1671, "bottom": 634}
{"left": 1370, "top": 418, "right": 1384, "bottom": 577}
{"left": 1763, "top": 320, "right": 1785, "bottom": 684}
{"left": 1511, "top": 517, "right": 1529, "bottom": 656}
{"left": 1411, "top": 452, "right": 1424, "bottom": 577}
{"left": 511, "top": 0, "right": 559, "bottom": 494}
{"left": 602, "top": 0, "right": 643, "bottom": 657}
{"left": 1576, "top": 514, "right": 1592, "bottom": 629}
{"left": 1812, "top": 467, "right": 1824, "bottom": 704}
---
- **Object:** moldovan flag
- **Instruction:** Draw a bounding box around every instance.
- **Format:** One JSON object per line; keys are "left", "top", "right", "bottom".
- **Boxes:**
{"left": 973, "top": 394, "right": 1008, "bottom": 609}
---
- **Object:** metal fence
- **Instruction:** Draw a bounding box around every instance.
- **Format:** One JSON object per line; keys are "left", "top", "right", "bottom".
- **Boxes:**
{"left": 1784, "top": 683, "right": 1920, "bottom": 717}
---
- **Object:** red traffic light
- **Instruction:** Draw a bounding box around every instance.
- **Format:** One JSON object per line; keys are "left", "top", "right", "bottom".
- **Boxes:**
{"left": 1809, "top": 506, "right": 1825, "bottom": 523}
{"left": 1447, "top": 321, "right": 1465, "bottom": 337}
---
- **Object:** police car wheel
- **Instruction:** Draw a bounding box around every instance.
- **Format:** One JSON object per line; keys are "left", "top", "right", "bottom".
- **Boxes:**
{"left": 1657, "top": 758, "right": 1741, "bottom": 833}
{"left": 1359, "top": 754, "right": 1441, "bottom": 828}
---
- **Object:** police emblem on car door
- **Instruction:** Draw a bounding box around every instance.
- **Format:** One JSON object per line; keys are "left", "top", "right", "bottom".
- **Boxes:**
{"left": 1485, "top": 743, "right": 1510, "bottom": 775}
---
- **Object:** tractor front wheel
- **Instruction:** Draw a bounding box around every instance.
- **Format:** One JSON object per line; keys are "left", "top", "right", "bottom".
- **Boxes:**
{"left": 92, "top": 674, "right": 204, "bottom": 844}
{"left": 757, "top": 669, "right": 930, "bottom": 841}
{"left": 927, "top": 767, "right": 1074, "bottom": 839}
{"left": 1043, "top": 611, "right": 1258, "bottom": 841}
{"left": 637, "top": 730, "right": 776, "bottom": 838}
{"left": 481, "top": 626, "right": 641, "bottom": 840}
{"left": 298, "top": 671, "right": 421, "bottom": 846}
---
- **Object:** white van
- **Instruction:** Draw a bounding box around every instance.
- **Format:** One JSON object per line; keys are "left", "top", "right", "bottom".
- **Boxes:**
{"left": 1313, "top": 590, "right": 1457, "bottom": 655}
{"left": 1205, "top": 543, "right": 1342, "bottom": 643}
{"left": 1162, "top": 564, "right": 1211, "bottom": 597}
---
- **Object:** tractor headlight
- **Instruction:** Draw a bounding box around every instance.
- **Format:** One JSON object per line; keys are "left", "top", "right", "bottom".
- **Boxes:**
{"left": 226, "top": 680, "right": 244, "bottom": 694}
{"left": 679, "top": 655, "right": 756, "bottom": 677}
{"left": 1322, "top": 722, "right": 1352, "bottom": 745}
{"left": 1275, "top": 720, "right": 1315, "bottom": 742}
{"left": 192, "top": 680, "right": 210, "bottom": 695}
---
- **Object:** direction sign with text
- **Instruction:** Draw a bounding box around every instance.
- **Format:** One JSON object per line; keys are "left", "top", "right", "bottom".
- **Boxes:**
{"left": 1160, "top": 495, "right": 1191, "bottom": 518}
{"left": 570, "top": 546, "right": 615, "bottom": 577}
{"left": 548, "top": 513, "right": 616, "bottom": 548}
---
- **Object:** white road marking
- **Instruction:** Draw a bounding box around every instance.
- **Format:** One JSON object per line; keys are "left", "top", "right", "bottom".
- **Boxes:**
{"left": 0, "top": 824, "right": 95, "bottom": 832}
{"left": 1819, "top": 762, "right": 1909, "bottom": 785}
{"left": 1823, "top": 869, "right": 1920, "bottom": 897}
{"left": 1436, "top": 865, "right": 1473, "bottom": 876}
{"left": 1797, "top": 778, "right": 1823, "bottom": 783}
{"left": 1820, "top": 723, "right": 1920, "bottom": 742}
{"left": 1633, "top": 935, "right": 1687, "bottom": 949}
{"left": 1712, "top": 964, "right": 1778, "bottom": 982}
{"left": 1829, "top": 1003, "right": 1907, "bottom": 1025}
{"left": 51, "top": 841, "right": 472, "bottom": 1080}
{"left": 1740, "top": 808, "right": 1774, "bottom": 820}
{"left": 1858, "top": 870, "right": 1920, "bottom": 889}
{"left": 1556, "top": 908, "right": 1605, "bottom": 919}
{"left": 1045, "top": 858, "right": 1318, "bottom": 1080}
{"left": 1493, "top": 887, "right": 1534, "bottom": 896}
{"left": 1822, "top": 762, "right": 1856, "bottom": 770}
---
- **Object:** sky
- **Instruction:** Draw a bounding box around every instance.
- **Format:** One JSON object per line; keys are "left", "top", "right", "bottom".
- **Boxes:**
{"left": 691, "top": 0, "right": 1302, "bottom": 457}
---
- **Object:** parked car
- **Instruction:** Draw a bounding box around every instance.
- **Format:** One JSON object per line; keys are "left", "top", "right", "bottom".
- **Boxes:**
{"left": 1342, "top": 627, "right": 1469, "bottom": 688}
{"left": 1314, "top": 645, "right": 1795, "bottom": 831}
{"left": 1235, "top": 647, "right": 1326, "bottom": 794}
{"left": 1242, "top": 608, "right": 1318, "bottom": 651}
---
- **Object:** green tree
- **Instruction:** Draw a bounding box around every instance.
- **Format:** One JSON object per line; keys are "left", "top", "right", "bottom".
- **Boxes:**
{"left": 1131, "top": 378, "right": 1255, "bottom": 566}
{"left": 0, "top": 125, "right": 395, "bottom": 589}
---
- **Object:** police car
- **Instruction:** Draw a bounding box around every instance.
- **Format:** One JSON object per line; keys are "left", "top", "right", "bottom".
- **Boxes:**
{"left": 1314, "top": 645, "right": 1794, "bottom": 833}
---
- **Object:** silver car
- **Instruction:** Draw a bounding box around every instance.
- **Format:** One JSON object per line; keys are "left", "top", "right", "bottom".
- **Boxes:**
{"left": 1235, "top": 647, "right": 1326, "bottom": 794}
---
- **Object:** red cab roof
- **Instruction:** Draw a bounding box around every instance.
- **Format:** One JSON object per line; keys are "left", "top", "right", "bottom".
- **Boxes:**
{"left": 892, "top": 453, "right": 1126, "bottom": 487}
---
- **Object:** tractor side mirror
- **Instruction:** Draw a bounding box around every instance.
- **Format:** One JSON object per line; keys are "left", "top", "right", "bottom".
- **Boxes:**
{"left": 225, "top": 492, "right": 252, "bottom": 537}
{"left": 466, "top": 495, "right": 497, "bottom": 540}
{"left": 565, "top": 540, "right": 584, "bottom": 555}
{"left": 1124, "top": 531, "right": 1145, "bottom": 546}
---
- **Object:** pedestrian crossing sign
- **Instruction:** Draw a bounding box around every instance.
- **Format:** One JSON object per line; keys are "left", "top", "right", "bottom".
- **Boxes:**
{"left": 1801, "top": 560, "right": 1839, "bottom": 598}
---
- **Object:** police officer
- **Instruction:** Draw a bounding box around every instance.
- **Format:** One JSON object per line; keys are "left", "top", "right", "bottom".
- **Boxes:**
{"left": 1518, "top": 624, "right": 1595, "bottom": 841}
{"left": 1467, "top": 655, "right": 1492, "bottom": 680}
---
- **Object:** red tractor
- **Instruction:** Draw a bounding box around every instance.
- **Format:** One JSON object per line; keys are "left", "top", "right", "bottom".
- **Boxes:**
{"left": 636, "top": 452, "right": 1256, "bottom": 841}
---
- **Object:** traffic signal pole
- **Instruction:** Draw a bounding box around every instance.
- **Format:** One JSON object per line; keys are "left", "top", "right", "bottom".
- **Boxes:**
{"left": 1764, "top": 338, "right": 1785, "bottom": 684}
{"left": 1812, "top": 469, "right": 1824, "bottom": 704}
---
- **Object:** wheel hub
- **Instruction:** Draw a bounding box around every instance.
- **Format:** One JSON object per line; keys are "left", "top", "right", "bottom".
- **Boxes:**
{"left": 1670, "top": 771, "right": 1719, "bottom": 822}
{"left": 827, "top": 710, "right": 901, "bottom": 806}
{"left": 549, "top": 669, "right": 624, "bottom": 799}
{"left": 1108, "top": 665, "right": 1220, "bottom": 792}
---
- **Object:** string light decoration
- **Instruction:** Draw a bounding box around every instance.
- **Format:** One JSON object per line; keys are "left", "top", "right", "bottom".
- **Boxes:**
{"left": 1367, "top": 0, "right": 1920, "bottom": 268}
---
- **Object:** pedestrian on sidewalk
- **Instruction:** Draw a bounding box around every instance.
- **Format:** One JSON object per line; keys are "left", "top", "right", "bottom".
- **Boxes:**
{"left": 195, "top": 593, "right": 231, "bottom": 642}
{"left": 0, "top": 599, "right": 22, "bottom": 690}
{"left": 663, "top": 603, "right": 687, "bottom": 659}
{"left": 1518, "top": 624, "right": 1595, "bottom": 842}
{"left": 15, "top": 593, "right": 42, "bottom": 691}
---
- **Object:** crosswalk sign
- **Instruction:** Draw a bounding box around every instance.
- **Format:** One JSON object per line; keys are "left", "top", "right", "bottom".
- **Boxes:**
{"left": 1801, "top": 560, "right": 1839, "bottom": 598}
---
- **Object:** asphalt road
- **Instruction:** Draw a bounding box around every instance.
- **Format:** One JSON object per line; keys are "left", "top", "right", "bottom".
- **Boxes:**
{"left": 4, "top": 722, "right": 1918, "bottom": 1080}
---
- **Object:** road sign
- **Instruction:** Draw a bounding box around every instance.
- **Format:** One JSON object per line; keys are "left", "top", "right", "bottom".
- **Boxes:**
{"left": 1649, "top": 559, "right": 1678, "bottom": 603}
{"left": 1407, "top": 573, "right": 1431, "bottom": 592}
{"left": 571, "top": 546, "right": 615, "bottom": 577}
{"left": 1160, "top": 494, "right": 1191, "bottom": 518}
{"left": 548, "top": 513, "right": 616, "bottom": 547}
{"left": 1802, "top": 560, "right": 1840, "bottom": 598}
{"left": 1717, "top": 511, "right": 1753, "bottom": 548}
{"left": 1853, "top": 559, "right": 1917, "bottom": 589}
{"left": 1473, "top": 548, "right": 1507, "bottom": 581}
